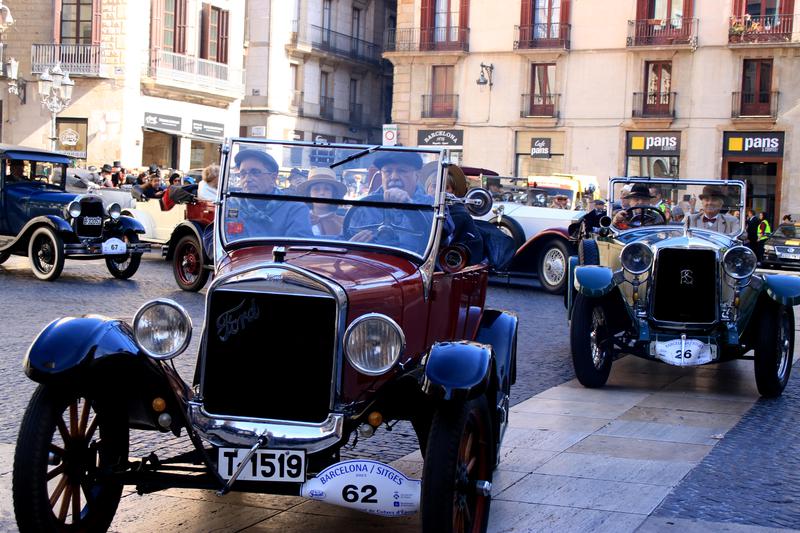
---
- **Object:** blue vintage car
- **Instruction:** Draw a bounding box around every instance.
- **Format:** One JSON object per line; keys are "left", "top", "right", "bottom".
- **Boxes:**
{"left": 0, "top": 145, "right": 149, "bottom": 281}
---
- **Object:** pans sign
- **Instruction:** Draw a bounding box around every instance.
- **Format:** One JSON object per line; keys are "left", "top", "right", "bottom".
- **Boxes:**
{"left": 530, "top": 137, "right": 552, "bottom": 158}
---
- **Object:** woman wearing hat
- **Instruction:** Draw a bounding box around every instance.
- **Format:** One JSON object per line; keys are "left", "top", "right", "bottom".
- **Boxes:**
{"left": 297, "top": 167, "right": 347, "bottom": 236}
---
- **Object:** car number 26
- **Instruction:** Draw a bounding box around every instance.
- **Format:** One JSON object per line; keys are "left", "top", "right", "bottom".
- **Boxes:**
{"left": 217, "top": 448, "right": 305, "bottom": 482}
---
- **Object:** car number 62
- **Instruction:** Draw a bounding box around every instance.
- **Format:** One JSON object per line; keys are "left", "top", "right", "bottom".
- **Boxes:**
{"left": 342, "top": 484, "right": 378, "bottom": 504}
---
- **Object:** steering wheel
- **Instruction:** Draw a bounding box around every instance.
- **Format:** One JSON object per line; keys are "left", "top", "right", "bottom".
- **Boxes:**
{"left": 342, "top": 204, "right": 430, "bottom": 245}
{"left": 622, "top": 206, "right": 666, "bottom": 228}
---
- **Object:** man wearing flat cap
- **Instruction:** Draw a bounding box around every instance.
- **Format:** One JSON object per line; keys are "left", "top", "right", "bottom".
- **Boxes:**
{"left": 687, "top": 185, "right": 739, "bottom": 234}
{"left": 226, "top": 149, "right": 313, "bottom": 238}
{"left": 582, "top": 198, "right": 607, "bottom": 233}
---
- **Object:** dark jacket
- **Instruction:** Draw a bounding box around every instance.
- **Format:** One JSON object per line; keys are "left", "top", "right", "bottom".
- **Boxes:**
{"left": 746, "top": 215, "right": 759, "bottom": 243}
{"left": 225, "top": 191, "right": 313, "bottom": 240}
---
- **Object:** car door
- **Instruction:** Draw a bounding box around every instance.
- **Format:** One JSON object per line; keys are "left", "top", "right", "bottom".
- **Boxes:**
{"left": 425, "top": 265, "right": 486, "bottom": 346}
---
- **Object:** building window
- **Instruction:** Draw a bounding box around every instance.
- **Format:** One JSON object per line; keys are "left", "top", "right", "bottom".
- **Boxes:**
{"left": 323, "top": 0, "right": 332, "bottom": 31}
{"left": 320, "top": 72, "right": 333, "bottom": 119}
{"left": 60, "top": 0, "right": 94, "bottom": 44}
{"left": 352, "top": 8, "right": 362, "bottom": 39}
{"left": 533, "top": 0, "right": 561, "bottom": 39}
{"left": 162, "top": 0, "right": 187, "bottom": 53}
{"left": 425, "top": 65, "right": 456, "bottom": 118}
{"left": 644, "top": 61, "right": 672, "bottom": 116}
{"left": 200, "top": 4, "right": 229, "bottom": 63}
{"left": 529, "top": 63, "right": 555, "bottom": 116}
{"left": 646, "top": 0, "right": 684, "bottom": 19}
{"left": 741, "top": 58, "right": 773, "bottom": 115}
{"left": 434, "top": 0, "right": 460, "bottom": 42}
{"left": 742, "top": 0, "right": 783, "bottom": 17}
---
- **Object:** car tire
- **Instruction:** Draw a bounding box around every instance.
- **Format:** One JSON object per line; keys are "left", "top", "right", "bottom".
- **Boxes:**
{"left": 421, "top": 396, "right": 494, "bottom": 533}
{"left": 578, "top": 238, "right": 600, "bottom": 266}
{"left": 13, "top": 385, "right": 128, "bottom": 533}
{"left": 493, "top": 217, "right": 525, "bottom": 250}
{"left": 570, "top": 293, "right": 612, "bottom": 388}
{"left": 538, "top": 239, "right": 570, "bottom": 294}
{"left": 105, "top": 233, "right": 142, "bottom": 280}
{"left": 0, "top": 250, "right": 10, "bottom": 265}
{"left": 28, "top": 226, "right": 65, "bottom": 281}
{"left": 173, "top": 234, "right": 210, "bottom": 292}
{"left": 753, "top": 300, "right": 794, "bottom": 398}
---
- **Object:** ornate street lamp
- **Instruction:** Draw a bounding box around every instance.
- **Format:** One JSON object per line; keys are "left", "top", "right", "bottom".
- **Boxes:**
{"left": 37, "top": 65, "right": 74, "bottom": 151}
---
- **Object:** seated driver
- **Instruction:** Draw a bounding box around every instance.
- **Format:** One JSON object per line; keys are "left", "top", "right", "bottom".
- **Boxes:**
{"left": 687, "top": 185, "right": 739, "bottom": 233}
{"left": 6, "top": 160, "right": 27, "bottom": 182}
{"left": 612, "top": 184, "right": 659, "bottom": 230}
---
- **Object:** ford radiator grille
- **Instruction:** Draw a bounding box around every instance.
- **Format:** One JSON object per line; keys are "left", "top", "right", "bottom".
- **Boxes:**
{"left": 75, "top": 200, "right": 104, "bottom": 238}
{"left": 202, "top": 289, "right": 337, "bottom": 423}
{"left": 652, "top": 248, "right": 717, "bottom": 323}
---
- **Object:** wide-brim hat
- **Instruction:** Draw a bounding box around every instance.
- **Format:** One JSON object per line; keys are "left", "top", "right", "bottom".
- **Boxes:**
{"left": 101, "top": 164, "right": 113, "bottom": 173}
{"left": 622, "top": 183, "right": 654, "bottom": 200}
{"left": 296, "top": 167, "right": 347, "bottom": 198}
{"left": 699, "top": 185, "right": 726, "bottom": 200}
{"left": 234, "top": 149, "right": 279, "bottom": 172}
{"left": 373, "top": 151, "right": 423, "bottom": 171}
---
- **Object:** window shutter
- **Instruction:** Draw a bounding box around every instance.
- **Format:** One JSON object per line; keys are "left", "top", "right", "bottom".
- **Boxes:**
{"left": 92, "top": 0, "right": 102, "bottom": 46}
{"left": 53, "top": 0, "right": 63, "bottom": 42}
{"left": 681, "top": 0, "right": 693, "bottom": 18}
{"left": 420, "top": 0, "right": 432, "bottom": 29}
{"left": 175, "top": 0, "right": 187, "bottom": 54}
{"left": 150, "top": 0, "right": 164, "bottom": 67}
{"left": 520, "top": 0, "right": 532, "bottom": 25}
{"left": 732, "top": 0, "right": 743, "bottom": 17}
{"left": 219, "top": 9, "right": 229, "bottom": 64}
{"left": 459, "top": 0, "right": 469, "bottom": 28}
{"left": 781, "top": 0, "right": 794, "bottom": 15}
{"left": 561, "top": 0, "right": 571, "bottom": 23}
{"left": 635, "top": 0, "right": 648, "bottom": 20}
{"left": 199, "top": 3, "right": 211, "bottom": 59}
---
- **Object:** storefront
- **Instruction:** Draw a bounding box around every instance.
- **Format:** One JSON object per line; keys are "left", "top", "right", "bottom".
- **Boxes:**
{"left": 189, "top": 120, "right": 225, "bottom": 169}
{"left": 142, "top": 112, "right": 181, "bottom": 169}
{"left": 514, "top": 131, "right": 564, "bottom": 176}
{"left": 722, "top": 131, "right": 784, "bottom": 222}
{"left": 625, "top": 131, "right": 681, "bottom": 178}
{"left": 417, "top": 129, "right": 463, "bottom": 165}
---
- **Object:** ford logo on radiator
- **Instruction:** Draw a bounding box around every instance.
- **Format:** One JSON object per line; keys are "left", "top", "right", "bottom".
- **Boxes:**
{"left": 216, "top": 299, "right": 260, "bottom": 342}
{"left": 82, "top": 216, "right": 102, "bottom": 226}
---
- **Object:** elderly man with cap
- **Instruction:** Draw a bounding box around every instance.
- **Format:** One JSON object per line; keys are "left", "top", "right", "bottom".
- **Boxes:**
{"left": 226, "top": 148, "right": 313, "bottom": 239}
{"left": 612, "top": 184, "right": 664, "bottom": 230}
{"left": 297, "top": 167, "right": 347, "bottom": 236}
{"left": 687, "top": 185, "right": 739, "bottom": 234}
{"left": 582, "top": 198, "right": 607, "bottom": 233}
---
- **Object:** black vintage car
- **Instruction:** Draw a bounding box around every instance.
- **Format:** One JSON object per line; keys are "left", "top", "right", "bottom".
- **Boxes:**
{"left": 762, "top": 222, "right": 800, "bottom": 270}
{"left": 0, "top": 145, "right": 148, "bottom": 281}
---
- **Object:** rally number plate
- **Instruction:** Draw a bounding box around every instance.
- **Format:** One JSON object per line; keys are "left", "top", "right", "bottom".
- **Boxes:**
{"left": 217, "top": 448, "right": 305, "bottom": 482}
{"left": 101, "top": 237, "right": 127, "bottom": 255}
{"left": 654, "top": 338, "right": 715, "bottom": 367}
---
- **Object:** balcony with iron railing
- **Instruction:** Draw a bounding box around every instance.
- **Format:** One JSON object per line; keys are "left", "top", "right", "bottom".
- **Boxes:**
{"left": 146, "top": 50, "right": 244, "bottom": 98}
{"left": 291, "top": 23, "right": 381, "bottom": 64}
{"left": 520, "top": 93, "right": 560, "bottom": 118}
{"left": 31, "top": 43, "right": 101, "bottom": 76}
{"left": 320, "top": 96, "right": 335, "bottom": 120}
{"left": 729, "top": 14, "right": 798, "bottom": 44}
{"left": 514, "top": 24, "right": 571, "bottom": 50}
{"left": 731, "top": 91, "right": 779, "bottom": 118}
{"left": 422, "top": 94, "right": 458, "bottom": 119}
{"left": 626, "top": 18, "right": 698, "bottom": 48}
{"left": 632, "top": 91, "right": 676, "bottom": 118}
{"left": 349, "top": 103, "right": 363, "bottom": 125}
{"left": 385, "top": 27, "right": 470, "bottom": 53}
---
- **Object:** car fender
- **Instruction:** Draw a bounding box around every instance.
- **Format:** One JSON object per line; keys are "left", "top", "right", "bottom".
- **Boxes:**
{"left": 165, "top": 220, "right": 208, "bottom": 261}
{"left": 121, "top": 207, "right": 156, "bottom": 238}
{"left": 574, "top": 265, "right": 617, "bottom": 297}
{"left": 475, "top": 309, "right": 518, "bottom": 388}
{"left": 762, "top": 274, "right": 800, "bottom": 306}
{"left": 115, "top": 214, "right": 146, "bottom": 234}
{"left": 509, "top": 228, "right": 574, "bottom": 272}
{"left": 421, "top": 341, "right": 492, "bottom": 401}
{"left": 0, "top": 215, "right": 76, "bottom": 252}
{"left": 565, "top": 255, "right": 579, "bottom": 312}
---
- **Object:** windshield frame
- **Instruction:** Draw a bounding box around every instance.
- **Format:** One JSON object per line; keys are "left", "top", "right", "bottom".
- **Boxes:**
{"left": 215, "top": 138, "right": 448, "bottom": 264}
{"left": 607, "top": 177, "right": 746, "bottom": 236}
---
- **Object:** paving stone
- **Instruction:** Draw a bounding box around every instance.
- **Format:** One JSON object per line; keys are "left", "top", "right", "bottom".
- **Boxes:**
{"left": 595, "top": 419, "right": 726, "bottom": 446}
{"left": 534, "top": 453, "right": 694, "bottom": 487}
{"left": 511, "top": 397, "right": 635, "bottom": 419}
{"left": 488, "top": 500, "right": 647, "bottom": 533}
{"left": 502, "top": 427, "right": 593, "bottom": 453}
{"left": 637, "top": 393, "right": 755, "bottom": 415}
{"left": 566, "top": 435, "right": 713, "bottom": 463}
{"left": 638, "top": 516, "right": 797, "bottom": 533}
{"left": 241, "top": 509, "right": 420, "bottom": 532}
{"left": 619, "top": 406, "right": 741, "bottom": 432}
{"left": 495, "top": 447, "right": 558, "bottom": 473}
{"left": 534, "top": 382, "right": 652, "bottom": 406}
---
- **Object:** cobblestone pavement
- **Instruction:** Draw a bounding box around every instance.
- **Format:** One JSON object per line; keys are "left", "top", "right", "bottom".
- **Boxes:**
{"left": 0, "top": 253, "right": 574, "bottom": 462}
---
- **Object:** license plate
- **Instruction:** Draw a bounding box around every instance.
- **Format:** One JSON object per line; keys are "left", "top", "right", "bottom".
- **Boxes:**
{"left": 217, "top": 448, "right": 305, "bottom": 482}
{"left": 653, "top": 338, "right": 715, "bottom": 367}
{"left": 781, "top": 253, "right": 800, "bottom": 260}
{"left": 101, "top": 237, "right": 126, "bottom": 255}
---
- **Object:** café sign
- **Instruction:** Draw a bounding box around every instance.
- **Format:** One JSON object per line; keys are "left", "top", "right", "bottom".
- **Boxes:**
{"left": 723, "top": 131, "right": 784, "bottom": 157}
{"left": 530, "top": 138, "right": 552, "bottom": 158}
{"left": 417, "top": 129, "right": 463, "bottom": 146}
{"left": 627, "top": 131, "right": 681, "bottom": 156}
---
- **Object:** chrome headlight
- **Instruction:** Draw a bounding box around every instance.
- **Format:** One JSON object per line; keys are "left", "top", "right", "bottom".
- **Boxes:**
{"left": 764, "top": 244, "right": 775, "bottom": 252}
{"left": 344, "top": 313, "right": 404, "bottom": 376}
{"left": 620, "top": 242, "right": 654, "bottom": 275}
{"left": 723, "top": 246, "right": 757, "bottom": 280}
{"left": 67, "top": 201, "right": 82, "bottom": 218}
{"left": 108, "top": 202, "right": 121, "bottom": 220}
{"left": 133, "top": 299, "right": 192, "bottom": 360}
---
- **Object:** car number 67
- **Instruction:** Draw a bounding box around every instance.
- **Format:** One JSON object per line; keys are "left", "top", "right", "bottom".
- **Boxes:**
{"left": 342, "top": 484, "right": 378, "bottom": 503}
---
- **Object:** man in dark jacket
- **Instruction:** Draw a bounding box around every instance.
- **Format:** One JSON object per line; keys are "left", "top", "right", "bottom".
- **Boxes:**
{"left": 745, "top": 209, "right": 759, "bottom": 255}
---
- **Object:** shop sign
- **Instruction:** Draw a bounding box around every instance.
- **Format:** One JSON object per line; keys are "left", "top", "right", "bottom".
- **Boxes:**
{"left": 311, "top": 133, "right": 336, "bottom": 165}
{"left": 59, "top": 128, "right": 80, "bottom": 147}
{"left": 627, "top": 131, "right": 681, "bottom": 156}
{"left": 192, "top": 120, "right": 225, "bottom": 139}
{"left": 314, "top": 133, "right": 336, "bottom": 144}
{"left": 417, "top": 129, "right": 463, "bottom": 146}
{"left": 723, "top": 131, "right": 784, "bottom": 157}
{"left": 144, "top": 112, "right": 182, "bottom": 131}
{"left": 292, "top": 130, "right": 305, "bottom": 141}
{"left": 250, "top": 126, "right": 267, "bottom": 137}
{"left": 530, "top": 138, "right": 551, "bottom": 158}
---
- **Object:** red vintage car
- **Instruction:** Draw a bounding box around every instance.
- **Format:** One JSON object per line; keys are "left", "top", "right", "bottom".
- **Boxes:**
{"left": 14, "top": 140, "right": 518, "bottom": 533}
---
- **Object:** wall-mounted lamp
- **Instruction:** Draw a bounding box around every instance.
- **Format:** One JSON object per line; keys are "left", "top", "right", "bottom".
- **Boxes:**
{"left": 476, "top": 62, "right": 494, "bottom": 89}
{"left": 6, "top": 58, "right": 26, "bottom": 104}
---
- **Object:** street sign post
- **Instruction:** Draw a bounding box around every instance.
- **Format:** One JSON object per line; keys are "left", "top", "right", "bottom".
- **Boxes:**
{"left": 382, "top": 124, "right": 398, "bottom": 146}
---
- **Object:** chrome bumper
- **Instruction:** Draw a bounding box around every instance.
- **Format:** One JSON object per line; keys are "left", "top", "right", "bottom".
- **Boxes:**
{"left": 188, "top": 400, "right": 345, "bottom": 454}
{"left": 64, "top": 242, "right": 151, "bottom": 256}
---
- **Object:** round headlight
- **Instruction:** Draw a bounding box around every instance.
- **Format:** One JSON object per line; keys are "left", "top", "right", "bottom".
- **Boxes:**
{"left": 344, "top": 314, "right": 404, "bottom": 376}
{"left": 133, "top": 299, "right": 192, "bottom": 360}
{"left": 108, "top": 202, "right": 121, "bottom": 220}
{"left": 620, "top": 242, "right": 654, "bottom": 275}
{"left": 68, "top": 201, "right": 82, "bottom": 218}
{"left": 723, "top": 246, "right": 757, "bottom": 280}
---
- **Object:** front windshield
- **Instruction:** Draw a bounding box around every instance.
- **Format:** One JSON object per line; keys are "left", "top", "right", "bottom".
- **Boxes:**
{"left": 609, "top": 179, "right": 744, "bottom": 237}
{"left": 481, "top": 176, "right": 574, "bottom": 209}
{"left": 772, "top": 224, "right": 800, "bottom": 239}
{"left": 221, "top": 141, "right": 443, "bottom": 258}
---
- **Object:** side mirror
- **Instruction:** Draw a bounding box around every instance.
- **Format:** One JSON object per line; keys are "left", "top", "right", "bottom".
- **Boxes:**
{"left": 464, "top": 187, "right": 493, "bottom": 217}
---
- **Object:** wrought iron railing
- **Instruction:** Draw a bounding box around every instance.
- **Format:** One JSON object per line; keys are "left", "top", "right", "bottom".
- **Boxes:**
{"left": 422, "top": 94, "right": 458, "bottom": 119}
{"left": 147, "top": 50, "right": 244, "bottom": 95}
{"left": 632, "top": 91, "right": 676, "bottom": 118}
{"left": 514, "top": 24, "right": 570, "bottom": 49}
{"left": 349, "top": 103, "right": 363, "bottom": 125}
{"left": 729, "top": 14, "right": 797, "bottom": 44}
{"left": 320, "top": 96, "right": 334, "bottom": 120}
{"left": 385, "top": 27, "right": 470, "bottom": 52}
{"left": 732, "top": 91, "right": 779, "bottom": 118}
{"left": 626, "top": 18, "right": 698, "bottom": 47}
{"left": 520, "top": 93, "right": 560, "bottom": 118}
{"left": 31, "top": 43, "right": 101, "bottom": 76}
{"left": 295, "top": 24, "right": 381, "bottom": 64}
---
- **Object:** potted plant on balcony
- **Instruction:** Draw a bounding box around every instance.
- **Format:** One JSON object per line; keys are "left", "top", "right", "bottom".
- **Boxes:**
{"left": 729, "top": 17, "right": 746, "bottom": 42}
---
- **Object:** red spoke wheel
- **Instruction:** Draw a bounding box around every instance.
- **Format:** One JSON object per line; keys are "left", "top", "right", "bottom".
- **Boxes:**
{"left": 13, "top": 386, "right": 128, "bottom": 532}
{"left": 172, "top": 235, "right": 210, "bottom": 292}
{"left": 421, "top": 396, "right": 494, "bottom": 533}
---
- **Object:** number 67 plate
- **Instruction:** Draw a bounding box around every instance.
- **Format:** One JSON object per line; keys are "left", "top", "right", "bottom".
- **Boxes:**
{"left": 217, "top": 448, "right": 305, "bottom": 482}
{"left": 654, "top": 338, "right": 716, "bottom": 367}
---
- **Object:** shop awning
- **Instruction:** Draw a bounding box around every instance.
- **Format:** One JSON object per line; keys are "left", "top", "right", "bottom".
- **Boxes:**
{"left": 142, "top": 126, "right": 223, "bottom": 143}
